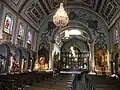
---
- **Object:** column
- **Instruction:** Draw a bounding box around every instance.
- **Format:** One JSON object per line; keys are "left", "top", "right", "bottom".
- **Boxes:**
{"left": 88, "top": 42, "right": 95, "bottom": 72}
{"left": 49, "top": 41, "right": 53, "bottom": 70}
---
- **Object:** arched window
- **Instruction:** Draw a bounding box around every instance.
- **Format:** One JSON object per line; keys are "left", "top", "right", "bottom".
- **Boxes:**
{"left": 113, "top": 27, "right": 118, "bottom": 44}
{"left": 18, "top": 23, "right": 24, "bottom": 40}
{"left": 4, "top": 13, "right": 13, "bottom": 34}
{"left": 27, "top": 29, "right": 32, "bottom": 44}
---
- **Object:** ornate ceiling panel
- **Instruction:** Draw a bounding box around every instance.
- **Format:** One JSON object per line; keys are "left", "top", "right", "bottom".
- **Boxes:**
{"left": 2, "top": 0, "right": 27, "bottom": 12}
{"left": 98, "top": 0, "right": 120, "bottom": 25}
{"left": 24, "top": 2, "right": 45, "bottom": 27}
{"left": 45, "top": 0, "right": 97, "bottom": 11}
{"left": 1, "top": 0, "right": 120, "bottom": 30}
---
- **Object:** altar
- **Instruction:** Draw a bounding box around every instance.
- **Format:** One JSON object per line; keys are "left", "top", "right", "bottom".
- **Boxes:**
{"left": 60, "top": 71, "right": 81, "bottom": 74}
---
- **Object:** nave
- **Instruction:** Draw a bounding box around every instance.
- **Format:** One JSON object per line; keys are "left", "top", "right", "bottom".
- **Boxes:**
{"left": 0, "top": 0, "right": 120, "bottom": 90}
{"left": 0, "top": 70, "right": 120, "bottom": 90}
{"left": 23, "top": 71, "right": 120, "bottom": 90}
{"left": 24, "top": 72, "right": 87, "bottom": 90}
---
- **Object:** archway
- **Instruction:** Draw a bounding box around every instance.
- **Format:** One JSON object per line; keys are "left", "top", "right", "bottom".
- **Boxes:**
{"left": 61, "top": 38, "right": 89, "bottom": 71}
{"left": 14, "top": 48, "right": 22, "bottom": 72}
{"left": 37, "top": 4, "right": 109, "bottom": 72}
{"left": 0, "top": 44, "right": 10, "bottom": 74}
{"left": 114, "top": 53, "right": 119, "bottom": 74}
{"left": 26, "top": 51, "right": 31, "bottom": 71}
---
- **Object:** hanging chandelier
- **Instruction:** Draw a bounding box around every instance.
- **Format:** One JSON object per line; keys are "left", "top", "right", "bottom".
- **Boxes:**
{"left": 53, "top": 3, "right": 69, "bottom": 27}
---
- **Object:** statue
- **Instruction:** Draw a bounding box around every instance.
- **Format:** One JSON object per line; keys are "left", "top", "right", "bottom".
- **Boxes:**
{"left": 34, "top": 57, "right": 48, "bottom": 71}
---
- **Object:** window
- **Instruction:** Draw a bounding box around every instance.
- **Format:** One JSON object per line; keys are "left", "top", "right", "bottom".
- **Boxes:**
{"left": 18, "top": 23, "right": 24, "bottom": 40}
{"left": 4, "top": 14, "right": 13, "bottom": 34}
{"left": 27, "top": 29, "right": 32, "bottom": 44}
{"left": 113, "top": 29, "right": 118, "bottom": 44}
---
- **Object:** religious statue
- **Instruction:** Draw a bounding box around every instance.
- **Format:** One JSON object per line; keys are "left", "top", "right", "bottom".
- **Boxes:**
{"left": 9, "top": 54, "right": 20, "bottom": 73}
{"left": 34, "top": 57, "right": 48, "bottom": 71}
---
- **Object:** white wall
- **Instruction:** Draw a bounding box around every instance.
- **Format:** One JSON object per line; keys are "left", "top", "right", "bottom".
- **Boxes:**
{"left": 52, "top": 43, "right": 60, "bottom": 61}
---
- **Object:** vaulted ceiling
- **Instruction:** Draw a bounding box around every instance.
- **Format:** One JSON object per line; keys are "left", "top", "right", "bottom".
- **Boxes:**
{"left": 2, "top": 0, "right": 120, "bottom": 30}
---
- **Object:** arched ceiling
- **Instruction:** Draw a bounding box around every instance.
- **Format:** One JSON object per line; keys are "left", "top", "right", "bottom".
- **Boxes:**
{"left": 54, "top": 24, "right": 91, "bottom": 48}
{"left": 2, "top": 0, "right": 120, "bottom": 30}
{"left": 61, "top": 37, "right": 89, "bottom": 53}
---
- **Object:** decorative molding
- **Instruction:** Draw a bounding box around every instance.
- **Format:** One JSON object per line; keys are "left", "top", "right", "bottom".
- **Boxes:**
{"left": 25, "top": 2, "right": 44, "bottom": 26}
{"left": 11, "top": 0, "right": 20, "bottom": 6}
{"left": 48, "top": 0, "right": 60, "bottom": 10}
{"left": 39, "top": 31, "right": 49, "bottom": 50}
{"left": 74, "top": 11, "right": 101, "bottom": 36}
{"left": 99, "top": 0, "right": 119, "bottom": 24}
{"left": 17, "top": 39, "right": 23, "bottom": 46}
{"left": 2, "top": 32, "right": 12, "bottom": 43}
{"left": 68, "top": 11, "right": 78, "bottom": 20}
{"left": 94, "top": 34, "right": 107, "bottom": 52}
{"left": 27, "top": 43, "right": 31, "bottom": 50}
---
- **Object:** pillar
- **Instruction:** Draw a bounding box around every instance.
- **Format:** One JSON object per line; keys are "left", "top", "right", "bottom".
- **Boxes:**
{"left": 49, "top": 41, "right": 53, "bottom": 70}
{"left": 88, "top": 41, "right": 95, "bottom": 72}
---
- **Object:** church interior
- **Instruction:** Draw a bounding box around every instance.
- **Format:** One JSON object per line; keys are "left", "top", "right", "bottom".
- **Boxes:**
{"left": 0, "top": 0, "right": 120, "bottom": 90}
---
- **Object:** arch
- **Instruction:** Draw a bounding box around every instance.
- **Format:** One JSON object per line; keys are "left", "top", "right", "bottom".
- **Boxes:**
{"left": 18, "top": 22, "right": 25, "bottom": 40}
{"left": 0, "top": 43, "right": 10, "bottom": 73}
{"left": 114, "top": 52, "right": 119, "bottom": 74}
{"left": 61, "top": 37, "right": 89, "bottom": 52}
{"left": 37, "top": 3, "right": 109, "bottom": 71}
{"left": 26, "top": 51, "right": 31, "bottom": 69}
{"left": 113, "top": 27, "right": 119, "bottom": 44}
{"left": 48, "top": 4, "right": 108, "bottom": 28}
{"left": 3, "top": 13, "right": 14, "bottom": 34}
{"left": 38, "top": 46, "right": 49, "bottom": 63}
{"left": 27, "top": 27, "right": 33, "bottom": 44}
{"left": 52, "top": 21, "right": 93, "bottom": 43}
{"left": 38, "top": 3, "right": 109, "bottom": 47}
{"left": 60, "top": 38, "right": 89, "bottom": 70}
{"left": 14, "top": 48, "right": 22, "bottom": 63}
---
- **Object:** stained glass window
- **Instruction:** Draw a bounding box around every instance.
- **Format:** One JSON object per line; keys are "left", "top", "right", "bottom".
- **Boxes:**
{"left": 4, "top": 14, "right": 13, "bottom": 34}
{"left": 18, "top": 23, "right": 24, "bottom": 40}
{"left": 27, "top": 29, "right": 32, "bottom": 44}
{"left": 113, "top": 27, "right": 118, "bottom": 44}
